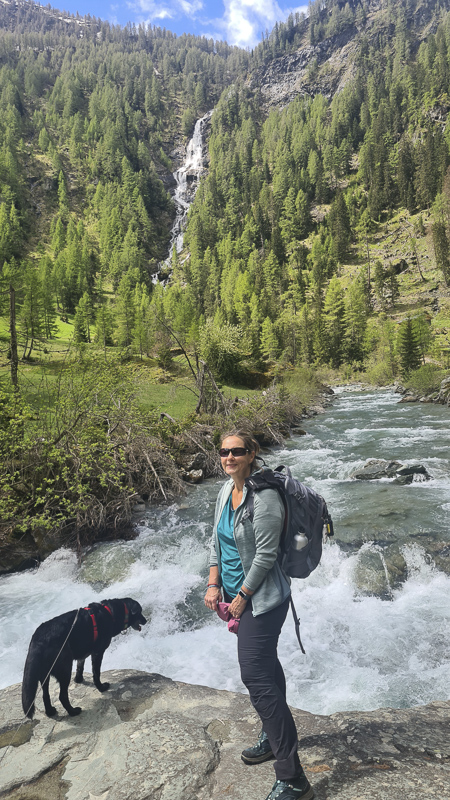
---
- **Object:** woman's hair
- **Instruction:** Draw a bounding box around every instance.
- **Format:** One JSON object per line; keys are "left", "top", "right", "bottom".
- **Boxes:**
{"left": 221, "top": 429, "right": 261, "bottom": 471}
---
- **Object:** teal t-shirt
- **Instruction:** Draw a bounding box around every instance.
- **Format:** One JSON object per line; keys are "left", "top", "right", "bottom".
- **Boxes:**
{"left": 217, "top": 495, "right": 245, "bottom": 598}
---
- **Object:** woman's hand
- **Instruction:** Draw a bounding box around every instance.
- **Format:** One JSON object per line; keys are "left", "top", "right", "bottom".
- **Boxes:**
{"left": 229, "top": 594, "right": 248, "bottom": 619}
{"left": 204, "top": 586, "right": 222, "bottom": 610}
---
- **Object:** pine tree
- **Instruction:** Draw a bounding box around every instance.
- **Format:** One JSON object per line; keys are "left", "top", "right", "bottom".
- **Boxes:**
{"left": 323, "top": 276, "right": 345, "bottom": 367}
{"left": 431, "top": 220, "right": 450, "bottom": 286}
{"left": 260, "top": 317, "right": 279, "bottom": 361}
{"left": 19, "top": 262, "right": 44, "bottom": 360}
{"left": 328, "top": 192, "right": 351, "bottom": 262}
{"left": 132, "top": 283, "right": 152, "bottom": 359}
{"left": 344, "top": 274, "right": 368, "bottom": 363}
{"left": 73, "top": 292, "right": 94, "bottom": 343}
{"left": 39, "top": 256, "right": 58, "bottom": 339}
{"left": 115, "top": 273, "right": 136, "bottom": 349}
{"left": 398, "top": 317, "right": 422, "bottom": 376}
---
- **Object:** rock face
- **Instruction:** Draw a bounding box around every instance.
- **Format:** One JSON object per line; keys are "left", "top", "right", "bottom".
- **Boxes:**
{"left": 249, "top": 27, "right": 359, "bottom": 108}
{"left": 0, "top": 670, "right": 449, "bottom": 800}
{"left": 247, "top": 0, "right": 441, "bottom": 111}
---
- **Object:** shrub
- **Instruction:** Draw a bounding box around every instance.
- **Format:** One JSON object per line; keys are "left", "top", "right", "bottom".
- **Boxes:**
{"left": 404, "top": 364, "right": 447, "bottom": 394}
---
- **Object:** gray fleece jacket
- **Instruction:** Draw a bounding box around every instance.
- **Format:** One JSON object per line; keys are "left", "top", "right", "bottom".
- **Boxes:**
{"left": 209, "top": 477, "right": 291, "bottom": 616}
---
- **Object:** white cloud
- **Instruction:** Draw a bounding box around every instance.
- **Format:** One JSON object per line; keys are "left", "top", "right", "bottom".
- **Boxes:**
{"left": 126, "top": 0, "right": 308, "bottom": 47}
{"left": 127, "top": 0, "right": 175, "bottom": 21}
{"left": 128, "top": 0, "right": 203, "bottom": 23}
{"left": 179, "top": 0, "right": 203, "bottom": 14}
{"left": 223, "top": 0, "right": 283, "bottom": 47}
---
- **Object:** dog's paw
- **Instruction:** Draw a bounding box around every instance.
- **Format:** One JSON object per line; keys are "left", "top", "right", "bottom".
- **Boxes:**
{"left": 68, "top": 706, "right": 82, "bottom": 716}
{"left": 46, "top": 706, "right": 57, "bottom": 717}
{"left": 74, "top": 674, "right": 84, "bottom": 684}
{"left": 97, "top": 681, "right": 110, "bottom": 692}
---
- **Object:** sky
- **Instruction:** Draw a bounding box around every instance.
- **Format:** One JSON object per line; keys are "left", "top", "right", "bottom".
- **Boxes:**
{"left": 57, "top": 0, "right": 308, "bottom": 49}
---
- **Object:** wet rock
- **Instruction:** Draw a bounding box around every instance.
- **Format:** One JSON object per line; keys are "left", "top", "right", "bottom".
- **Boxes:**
{"left": 352, "top": 549, "right": 393, "bottom": 597}
{"left": 351, "top": 460, "right": 431, "bottom": 482}
{"left": 398, "top": 391, "right": 420, "bottom": 402}
{"left": 351, "top": 460, "right": 402, "bottom": 480}
{"left": 182, "top": 468, "right": 204, "bottom": 484}
{"left": 132, "top": 495, "right": 146, "bottom": 513}
{"left": 393, "top": 465, "right": 431, "bottom": 485}
{"left": 0, "top": 671, "right": 449, "bottom": 800}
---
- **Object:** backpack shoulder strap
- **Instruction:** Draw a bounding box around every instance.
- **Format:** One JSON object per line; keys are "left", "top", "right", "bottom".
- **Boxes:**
{"left": 243, "top": 471, "right": 275, "bottom": 523}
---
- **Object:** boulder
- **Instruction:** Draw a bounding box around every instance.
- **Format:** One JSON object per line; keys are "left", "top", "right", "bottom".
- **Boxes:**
{"left": 350, "top": 460, "right": 402, "bottom": 480}
{"left": 398, "top": 391, "right": 420, "bottom": 403}
{"left": 291, "top": 427, "right": 307, "bottom": 436}
{"left": 437, "top": 375, "right": 450, "bottom": 405}
{"left": 181, "top": 468, "right": 204, "bottom": 484}
{"left": 351, "top": 460, "right": 431, "bottom": 482}
{"left": 0, "top": 671, "right": 449, "bottom": 800}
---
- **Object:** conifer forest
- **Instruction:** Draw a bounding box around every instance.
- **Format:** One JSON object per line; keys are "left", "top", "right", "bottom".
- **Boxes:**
{"left": 1, "top": 0, "right": 450, "bottom": 561}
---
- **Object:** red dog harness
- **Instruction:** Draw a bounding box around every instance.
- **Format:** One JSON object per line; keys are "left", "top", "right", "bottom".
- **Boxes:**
{"left": 84, "top": 602, "right": 127, "bottom": 642}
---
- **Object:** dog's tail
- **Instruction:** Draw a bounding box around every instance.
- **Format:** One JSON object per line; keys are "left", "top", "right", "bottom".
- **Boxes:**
{"left": 22, "top": 650, "right": 39, "bottom": 719}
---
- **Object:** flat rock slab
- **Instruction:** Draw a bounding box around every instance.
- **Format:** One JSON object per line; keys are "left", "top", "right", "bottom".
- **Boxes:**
{"left": 0, "top": 671, "right": 449, "bottom": 800}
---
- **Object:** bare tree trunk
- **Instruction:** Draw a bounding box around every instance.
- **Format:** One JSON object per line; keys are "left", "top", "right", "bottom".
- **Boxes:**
{"left": 410, "top": 237, "right": 425, "bottom": 282}
{"left": 9, "top": 284, "right": 18, "bottom": 388}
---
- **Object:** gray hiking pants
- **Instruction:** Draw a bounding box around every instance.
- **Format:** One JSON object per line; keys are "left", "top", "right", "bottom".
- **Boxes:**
{"left": 237, "top": 596, "right": 301, "bottom": 781}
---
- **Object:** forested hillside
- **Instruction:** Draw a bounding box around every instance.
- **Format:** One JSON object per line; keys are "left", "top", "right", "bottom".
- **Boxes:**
{"left": 2, "top": 0, "right": 450, "bottom": 386}
{"left": 0, "top": 0, "right": 248, "bottom": 379}
{"left": 177, "top": 0, "right": 450, "bottom": 385}
{"left": 2, "top": 0, "right": 450, "bottom": 560}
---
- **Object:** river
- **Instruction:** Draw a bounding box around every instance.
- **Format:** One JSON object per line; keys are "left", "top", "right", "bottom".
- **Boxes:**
{"left": 1, "top": 388, "right": 449, "bottom": 715}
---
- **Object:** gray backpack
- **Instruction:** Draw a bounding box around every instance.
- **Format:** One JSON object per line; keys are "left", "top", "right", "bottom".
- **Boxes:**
{"left": 244, "top": 465, "right": 334, "bottom": 652}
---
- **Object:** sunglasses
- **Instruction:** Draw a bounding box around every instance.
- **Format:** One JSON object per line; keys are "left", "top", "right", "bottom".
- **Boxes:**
{"left": 218, "top": 447, "right": 249, "bottom": 457}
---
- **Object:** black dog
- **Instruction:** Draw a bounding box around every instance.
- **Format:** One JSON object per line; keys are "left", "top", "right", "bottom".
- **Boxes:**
{"left": 22, "top": 597, "right": 147, "bottom": 719}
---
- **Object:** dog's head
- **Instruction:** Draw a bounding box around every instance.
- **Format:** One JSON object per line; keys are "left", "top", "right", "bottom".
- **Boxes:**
{"left": 125, "top": 598, "right": 147, "bottom": 631}
{"left": 102, "top": 598, "right": 147, "bottom": 632}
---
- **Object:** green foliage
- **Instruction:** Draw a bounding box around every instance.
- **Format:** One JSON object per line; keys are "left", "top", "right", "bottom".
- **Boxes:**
{"left": 0, "top": 358, "right": 182, "bottom": 544}
{"left": 404, "top": 363, "right": 447, "bottom": 394}
{"left": 365, "top": 316, "right": 399, "bottom": 384}
{"left": 397, "top": 317, "right": 422, "bottom": 376}
{"left": 199, "top": 318, "right": 246, "bottom": 384}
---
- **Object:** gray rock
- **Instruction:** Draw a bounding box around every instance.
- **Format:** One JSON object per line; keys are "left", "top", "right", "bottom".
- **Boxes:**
{"left": 351, "top": 460, "right": 431, "bottom": 483}
{"left": 351, "top": 459, "right": 402, "bottom": 480}
{"left": 0, "top": 671, "right": 449, "bottom": 800}
{"left": 186, "top": 452, "right": 207, "bottom": 470}
{"left": 182, "top": 468, "right": 204, "bottom": 484}
{"left": 398, "top": 392, "right": 420, "bottom": 403}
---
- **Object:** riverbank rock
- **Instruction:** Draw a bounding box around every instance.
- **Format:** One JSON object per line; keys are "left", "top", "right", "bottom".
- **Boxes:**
{"left": 395, "top": 375, "right": 450, "bottom": 405}
{"left": 0, "top": 671, "right": 449, "bottom": 800}
{"left": 350, "top": 459, "right": 431, "bottom": 482}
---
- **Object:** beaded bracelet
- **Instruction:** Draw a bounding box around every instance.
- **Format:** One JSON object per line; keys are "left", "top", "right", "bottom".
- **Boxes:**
{"left": 207, "top": 583, "right": 220, "bottom": 589}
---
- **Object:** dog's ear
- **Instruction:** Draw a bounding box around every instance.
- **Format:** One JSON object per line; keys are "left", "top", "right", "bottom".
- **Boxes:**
{"left": 128, "top": 599, "right": 142, "bottom": 615}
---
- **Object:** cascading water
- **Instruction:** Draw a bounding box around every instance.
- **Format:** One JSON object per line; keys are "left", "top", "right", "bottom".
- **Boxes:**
{"left": 164, "top": 110, "right": 213, "bottom": 262}
{"left": 1, "top": 388, "right": 449, "bottom": 715}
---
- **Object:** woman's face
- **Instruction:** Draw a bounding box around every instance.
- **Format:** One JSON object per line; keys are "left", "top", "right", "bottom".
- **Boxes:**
{"left": 220, "top": 436, "right": 255, "bottom": 484}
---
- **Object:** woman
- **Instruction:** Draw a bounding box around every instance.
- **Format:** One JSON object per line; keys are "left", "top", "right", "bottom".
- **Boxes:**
{"left": 204, "top": 431, "right": 314, "bottom": 800}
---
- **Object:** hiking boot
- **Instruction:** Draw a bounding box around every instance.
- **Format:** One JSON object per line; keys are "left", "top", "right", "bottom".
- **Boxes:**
{"left": 241, "top": 729, "right": 274, "bottom": 764}
{"left": 264, "top": 774, "right": 314, "bottom": 800}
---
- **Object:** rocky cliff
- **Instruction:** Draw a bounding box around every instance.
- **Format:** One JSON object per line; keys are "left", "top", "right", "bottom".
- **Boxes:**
{"left": 0, "top": 670, "right": 449, "bottom": 799}
{"left": 248, "top": 0, "right": 442, "bottom": 109}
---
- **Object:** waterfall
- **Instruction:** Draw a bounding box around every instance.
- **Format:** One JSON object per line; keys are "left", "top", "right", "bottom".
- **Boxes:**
{"left": 165, "top": 110, "right": 213, "bottom": 263}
